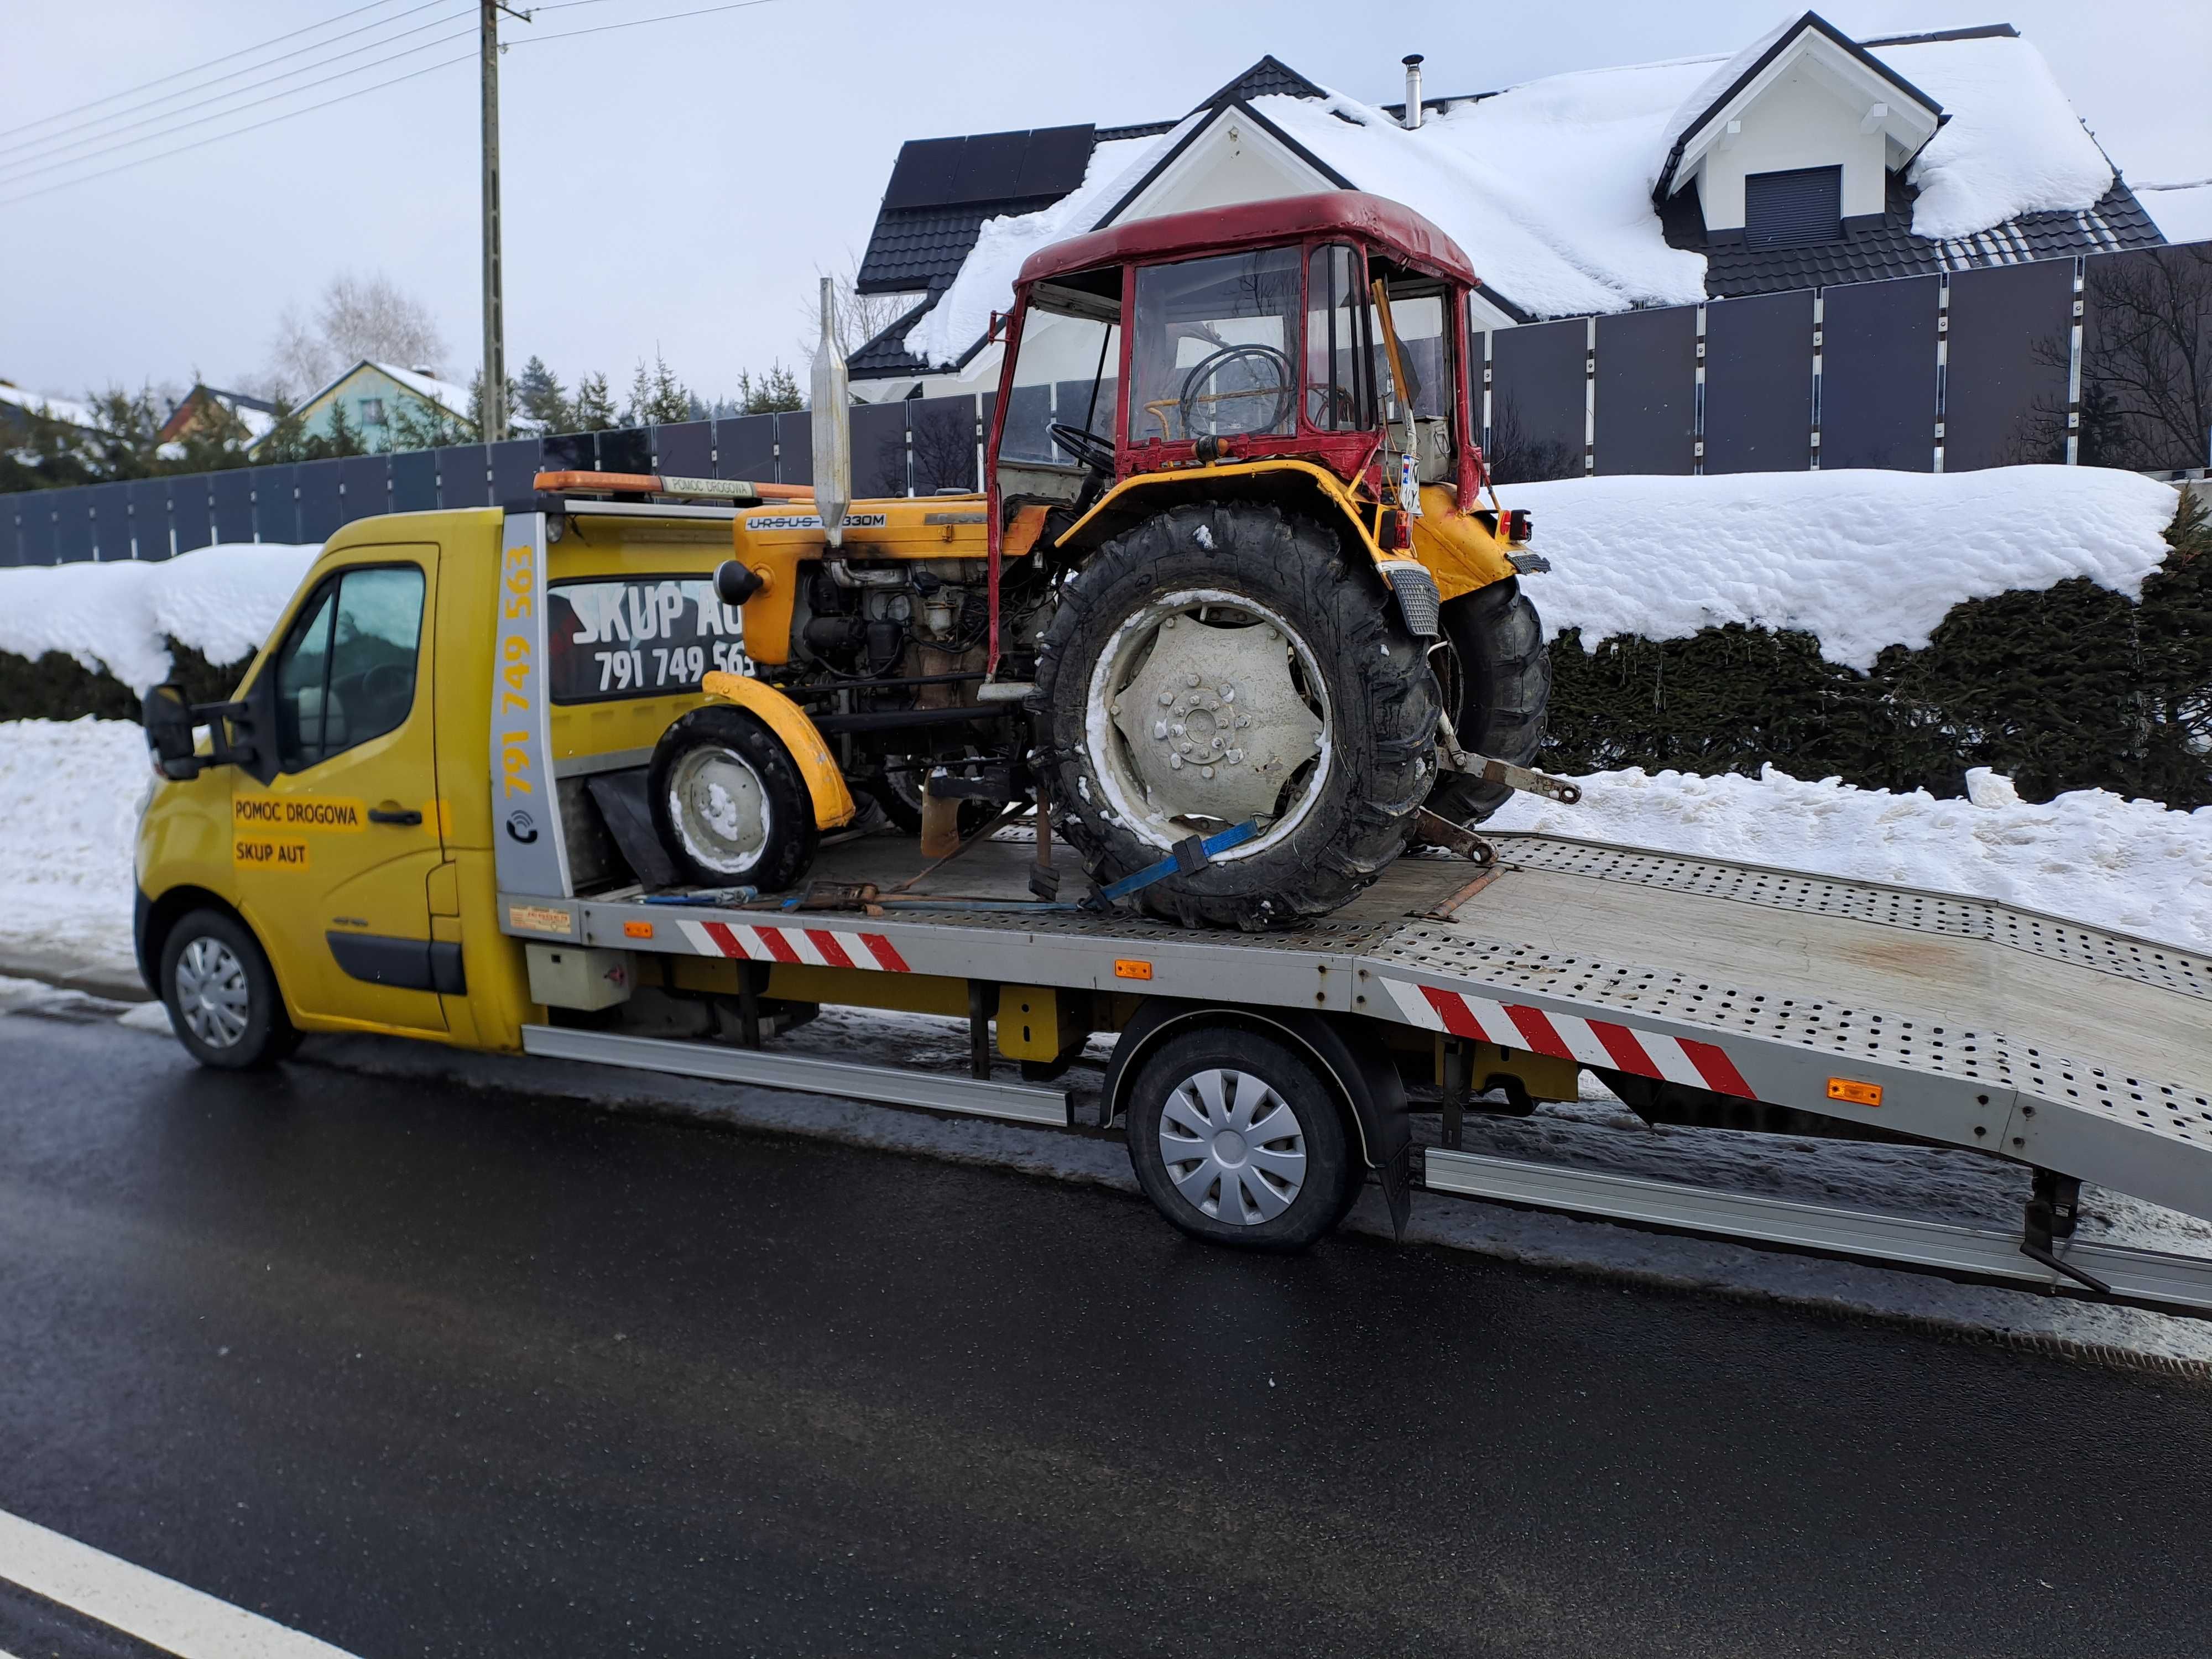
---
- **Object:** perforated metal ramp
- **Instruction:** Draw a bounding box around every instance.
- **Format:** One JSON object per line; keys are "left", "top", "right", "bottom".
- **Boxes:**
{"left": 525, "top": 830, "right": 2212, "bottom": 1225}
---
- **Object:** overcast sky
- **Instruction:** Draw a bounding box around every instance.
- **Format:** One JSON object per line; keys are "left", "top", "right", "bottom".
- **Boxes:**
{"left": 3, "top": 0, "right": 2205, "bottom": 409}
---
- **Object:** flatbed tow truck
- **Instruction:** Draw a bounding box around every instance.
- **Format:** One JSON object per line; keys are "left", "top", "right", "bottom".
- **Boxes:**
{"left": 450, "top": 487, "right": 2212, "bottom": 1316}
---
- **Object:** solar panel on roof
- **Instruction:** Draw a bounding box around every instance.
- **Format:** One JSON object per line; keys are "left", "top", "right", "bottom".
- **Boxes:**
{"left": 879, "top": 125, "right": 1097, "bottom": 211}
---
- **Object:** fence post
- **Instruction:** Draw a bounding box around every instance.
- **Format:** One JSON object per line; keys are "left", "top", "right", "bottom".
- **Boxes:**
{"left": 2065, "top": 255, "right": 2085, "bottom": 466}
{"left": 1809, "top": 292, "right": 1825, "bottom": 470}
{"left": 1934, "top": 272, "right": 1950, "bottom": 473}
{"left": 1693, "top": 304, "right": 1708, "bottom": 476}
{"left": 1582, "top": 316, "right": 1597, "bottom": 476}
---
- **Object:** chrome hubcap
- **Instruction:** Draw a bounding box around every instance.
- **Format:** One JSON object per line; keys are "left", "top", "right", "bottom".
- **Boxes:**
{"left": 174, "top": 937, "right": 250, "bottom": 1048}
{"left": 1157, "top": 1067, "right": 1307, "bottom": 1225}
{"left": 1092, "top": 591, "right": 1331, "bottom": 859}
{"left": 669, "top": 745, "right": 771, "bottom": 875}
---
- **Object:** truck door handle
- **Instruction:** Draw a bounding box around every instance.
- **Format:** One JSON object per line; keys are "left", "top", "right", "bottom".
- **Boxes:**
{"left": 368, "top": 804, "right": 424, "bottom": 826}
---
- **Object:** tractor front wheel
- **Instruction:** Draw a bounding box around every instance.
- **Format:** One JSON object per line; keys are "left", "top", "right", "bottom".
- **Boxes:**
{"left": 1035, "top": 503, "right": 1438, "bottom": 928}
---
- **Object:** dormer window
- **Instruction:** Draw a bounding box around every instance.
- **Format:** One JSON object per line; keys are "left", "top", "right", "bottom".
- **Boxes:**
{"left": 1744, "top": 165, "right": 1843, "bottom": 248}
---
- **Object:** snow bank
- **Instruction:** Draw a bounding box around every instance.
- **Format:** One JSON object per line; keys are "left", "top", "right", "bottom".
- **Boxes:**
{"left": 1489, "top": 763, "right": 2212, "bottom": 951}
{"left": 905, "top": 126, "right": 1194, "bottom": 368}
{"left": 1870, "top": 34, "right": 2114, "bottom": 241}
{"left": 1505, "top": 465, "right": 2179, "bottom": 669}
{"left": 0, "top": 540, "right": 319, "bottom": 691}
{"left": 0, "top": 718, "right": 148, "bottom": 975}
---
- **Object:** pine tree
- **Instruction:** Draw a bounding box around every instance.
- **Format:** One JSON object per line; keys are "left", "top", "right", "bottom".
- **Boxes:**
{"left": 735, "top": 362, "right": 804, "bottom": 414}
{"left": 571, "top": 371, "right": 618, "bottom": 431}
{"left": 515, "top": 354, "right": 569, "bottom": 432}
{"left": 467, "top": 367, "right": 520, "bottom": 436}
{"left": 624, "top": 351, "right": 694, "bottom": 425}
{"left": 321, "top": 398, "right": 365, "bottom": 458}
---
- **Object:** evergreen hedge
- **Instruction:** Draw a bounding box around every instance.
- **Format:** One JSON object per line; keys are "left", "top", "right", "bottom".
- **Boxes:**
{"left": 1, "top": 495, "right": 2203, "bottom": 811}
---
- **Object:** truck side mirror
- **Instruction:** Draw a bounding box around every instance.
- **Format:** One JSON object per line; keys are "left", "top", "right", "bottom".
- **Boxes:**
{"left": 142, "top": 683, "right": 202, "bottom": 780}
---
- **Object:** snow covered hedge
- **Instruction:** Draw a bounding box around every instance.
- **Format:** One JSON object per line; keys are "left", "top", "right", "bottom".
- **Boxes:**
{"left": 0, "top": 468, "right": 2203, "bottom": 808}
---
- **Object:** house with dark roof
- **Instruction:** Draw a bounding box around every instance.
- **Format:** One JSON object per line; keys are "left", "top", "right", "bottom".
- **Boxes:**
{"left": 847, "top": 16, "right": 2169, "bottom": 402}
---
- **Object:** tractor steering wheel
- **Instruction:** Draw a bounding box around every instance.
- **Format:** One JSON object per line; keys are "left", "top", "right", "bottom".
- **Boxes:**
{"left": 1048, "top": 420, "right": 1115, "bottom": 473}
{"left": 1178, "top": 344, "right": 1295, "bottom": 438}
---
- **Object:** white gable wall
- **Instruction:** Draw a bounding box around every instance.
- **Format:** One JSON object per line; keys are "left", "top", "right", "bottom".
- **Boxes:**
{"left": 1693, "top": 67, "right": 1889, "bottom": 233}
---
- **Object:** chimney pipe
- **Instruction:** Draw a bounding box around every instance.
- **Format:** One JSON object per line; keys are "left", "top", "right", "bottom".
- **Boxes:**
{"left": 1402, "top": 54, "right": 1424, "bottom": 129}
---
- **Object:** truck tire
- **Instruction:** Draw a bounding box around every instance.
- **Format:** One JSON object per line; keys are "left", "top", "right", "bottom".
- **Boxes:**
{"left": 1425, "top": 577, "right": 1551, "bottom": 823}
{"left": 159, "top": 908, "right": 299, "bottom": 1070}
{"left": 1124, "top": 1025, "right": 1355, "bottom": 1251}
{"left": 1035, "top": 503, "right": 1438, "bottom": 928}
{"left": 649, "top": 705, "right": 819, "bottom": 891}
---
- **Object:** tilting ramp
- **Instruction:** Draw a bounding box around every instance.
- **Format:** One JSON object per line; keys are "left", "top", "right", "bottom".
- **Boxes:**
{"left": 1363, "top": 834, "right": 2212, "bottom": 1226}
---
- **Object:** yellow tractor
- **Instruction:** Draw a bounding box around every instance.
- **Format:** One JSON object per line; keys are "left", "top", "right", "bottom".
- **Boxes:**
{"left": 635, "top": 190, "right": 1552, "bottom": 928}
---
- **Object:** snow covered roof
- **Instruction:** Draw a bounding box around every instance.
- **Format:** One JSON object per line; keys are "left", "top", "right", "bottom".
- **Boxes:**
{"left": 878, "top": 19, "right": 2157, "bottom": 373}
{"left": 0, "top": 379, "right": 98, "bottom": 432}
{"left": 2138, "top": 180, "right": 2212, "bottom": 246}
{"left": 370, "top": 362, "right": 473, "bottom": 418}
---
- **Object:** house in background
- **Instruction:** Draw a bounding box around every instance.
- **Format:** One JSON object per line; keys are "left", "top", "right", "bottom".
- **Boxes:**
{"left": 0, "top": 378, "right": 99, "bottom": 443}
{"left": 256, "top": 360, "right": 476, "bottom": 454}
{"left": 847, "top": 12, "right": 2171, "bottom": 402}
{"left": 156, "top": 383, "right": 280, "bottom": 448}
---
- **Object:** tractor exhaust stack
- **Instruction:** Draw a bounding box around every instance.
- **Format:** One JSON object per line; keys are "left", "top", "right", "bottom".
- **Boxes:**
{"left": 811, "top": 275, "right": 852, "bottom": 548}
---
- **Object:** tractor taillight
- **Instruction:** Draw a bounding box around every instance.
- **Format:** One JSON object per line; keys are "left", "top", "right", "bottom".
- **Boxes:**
{"left": 1506, "top": 509, "right": 1532, "bottom": 543}
{"left": 1380, "top": 510, "right": 1412, "bottom": 551}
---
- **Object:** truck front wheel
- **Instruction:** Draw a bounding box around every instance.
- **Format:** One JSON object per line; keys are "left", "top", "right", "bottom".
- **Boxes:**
{"left": 1124, "top": 1026, "right": 1355, "bottom": 1251}
{"left": 159, "top": 908, "right": 299, "bottom": 1070}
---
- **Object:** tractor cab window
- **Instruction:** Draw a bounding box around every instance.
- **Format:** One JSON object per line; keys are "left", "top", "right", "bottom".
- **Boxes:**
{"left": 1130, "top": 247, "right": 1301, "bottom": 442}
{"left": 1374, "top": 275, "right": 1451, "bottom": 421}
{"left": 997, "top": 281, "right": 1121, "bottom": 470}
{"left": 1305, "top": 243, "right": 1378, "bottom": 431}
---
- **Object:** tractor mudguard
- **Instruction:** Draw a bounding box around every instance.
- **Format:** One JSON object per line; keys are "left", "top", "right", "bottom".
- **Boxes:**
{"left": 1100, "top": 997, "right": 1413, "bottom": 1237}
{"left": 697, "top": 670, "right": 858, "bottom": 831}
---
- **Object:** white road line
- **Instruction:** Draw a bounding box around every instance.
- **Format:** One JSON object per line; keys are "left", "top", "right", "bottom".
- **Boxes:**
{"left": 0, "top": 1507, "right": 359, "bottom": 1658}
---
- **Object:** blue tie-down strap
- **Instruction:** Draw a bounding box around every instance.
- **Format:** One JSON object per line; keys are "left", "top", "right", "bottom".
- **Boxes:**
{"left": 1092, "top": 820, "right": 1259, "bottom": 907}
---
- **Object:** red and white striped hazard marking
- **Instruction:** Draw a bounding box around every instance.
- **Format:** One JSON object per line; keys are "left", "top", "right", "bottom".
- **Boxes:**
{"left": 1379, "top": 978, "right": 1755, "bottom": 1098}
{"left": 674, "top": 918, "right": 911, "bottom": 973}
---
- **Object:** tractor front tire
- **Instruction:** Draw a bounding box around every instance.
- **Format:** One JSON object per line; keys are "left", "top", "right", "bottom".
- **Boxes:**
{"left": 1035, "top": 503, "right": 1438, "bottom": 929}
{"left": 1426, "top": 577, "right": 1551, "bottom": 824}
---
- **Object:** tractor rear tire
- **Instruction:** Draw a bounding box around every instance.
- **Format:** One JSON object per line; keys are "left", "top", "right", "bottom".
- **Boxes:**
{"left": 1035, "top": 503, "right": 1438, "bottom": 929}
{"left": 1425, "top": 577, "right": 1551, "bottom": 824}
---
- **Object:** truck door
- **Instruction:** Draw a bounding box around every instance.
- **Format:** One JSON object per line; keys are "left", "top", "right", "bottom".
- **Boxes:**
{"left": 232, "top": 547, "right": 448, "bottom": 1034}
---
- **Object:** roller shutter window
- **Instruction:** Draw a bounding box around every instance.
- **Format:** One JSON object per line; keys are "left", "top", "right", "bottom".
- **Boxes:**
{"left": 1744, "top": 165, "right": 1843, "bottom": 249}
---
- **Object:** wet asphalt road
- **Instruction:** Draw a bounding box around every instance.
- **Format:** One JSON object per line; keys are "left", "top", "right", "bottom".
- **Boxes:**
{"left": 3, "top": 1013, "right": 2210, "bottom": 1659}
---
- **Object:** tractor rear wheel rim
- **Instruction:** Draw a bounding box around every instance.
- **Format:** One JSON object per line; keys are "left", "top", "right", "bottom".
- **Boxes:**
{"left": 1157, "top": 1067, "right": 1307, "bottom": 1224}
{"left": 175, "top": 937, "right": 251, "bottom": 1048}
{"left": 668, "top": 745, "right": 772, "bottom": 876}
{"left": 1091, "top": 589, "right": 1332, "bottom": 862}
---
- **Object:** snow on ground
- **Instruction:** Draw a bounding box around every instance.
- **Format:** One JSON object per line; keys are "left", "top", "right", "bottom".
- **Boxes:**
{"left": 0, "top": 540, "right": 317, "bottom": 692}
{"left": 1868, "top": 33, "right": 2115, "bottom": 240}
{"left": 1504, "top": 465, "right": 2180, "bottom": 669}
{"left": 0, "top": 719, "right": 149, "bottom": 978}
{"left": 1489, "top": 764, "right": 2212, "bottom": 950}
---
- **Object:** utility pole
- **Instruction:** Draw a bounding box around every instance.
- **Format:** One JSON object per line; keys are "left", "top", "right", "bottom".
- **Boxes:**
{"left": 479, "top": 1, "right": 509, "bottom": 442}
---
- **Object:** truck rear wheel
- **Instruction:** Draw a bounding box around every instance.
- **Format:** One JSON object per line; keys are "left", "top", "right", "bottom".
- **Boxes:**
{"left": 1426, "top": 577, "right": 1551, "bottom": 823}
{"left": 1124, "top": 1026, "right": 1355, "bottom": 1250}
{"left": 1035, "top": 503, "right": 1438, "bottom": 928}
{"left": 649, "top": 705, "right": 819, "bottom": 891}
{"left": 159, "top": 909, "right": 299, "bottom": 1070}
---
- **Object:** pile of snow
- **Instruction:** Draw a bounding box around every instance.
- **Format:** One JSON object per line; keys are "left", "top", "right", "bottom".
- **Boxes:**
{"left": 0, "top": 541, "right": 319, "bottom": 691}
{"left": 0, "top": 718, "right": 149, "bottom": 974}
{"left": 2139, "top": 180, "right": 2212, "bottom": 247}
{"left": 1489, "top": 763, "right": 2212, "bottom": 951}
{"left": 1505, "top": 465, "right": 2179, "bottom": 669}
{"left": 1870, "top": 34, "right": 2114, "bottom": 241}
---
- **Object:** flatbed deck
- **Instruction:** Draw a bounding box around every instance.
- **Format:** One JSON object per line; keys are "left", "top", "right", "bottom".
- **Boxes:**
{"left": 504, "top": 827, "right": 2212, "bottom": 1232}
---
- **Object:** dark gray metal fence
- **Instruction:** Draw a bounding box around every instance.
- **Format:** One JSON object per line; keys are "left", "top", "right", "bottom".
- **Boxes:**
{"left": 7, "top": 242, "right": 2205, "bottom": 566}
{"left": 0, "top": 396, "right": 985, "bottom": 566}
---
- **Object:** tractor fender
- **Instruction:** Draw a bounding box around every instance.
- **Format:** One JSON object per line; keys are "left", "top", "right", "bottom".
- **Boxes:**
{"left": 1055, "top": 458, "right": 1447, "bottom": 644}
{"left": 697, "top": 670, "right": 857, "bottom": 830}
{"left": 1100, "top": 996, "right": 1412, "bottom": 1238}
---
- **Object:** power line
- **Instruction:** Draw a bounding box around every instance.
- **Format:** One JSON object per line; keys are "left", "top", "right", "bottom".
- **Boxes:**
{"left": 0, "top": 2, "right": 474, "bottom": 170}
{"left": 0, "top": 53, "right": 476, "bottom": 208}
{"left": 0, "top": 23, "right": 482, "bottom": 189}
{"left": 0, "top": 0, "right": 415, "bottom": 143}
{"left": 513, "top": 0, "right": 782, "bottom": 47}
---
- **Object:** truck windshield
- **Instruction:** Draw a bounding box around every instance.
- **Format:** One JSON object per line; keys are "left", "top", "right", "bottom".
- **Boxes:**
{"left": 1130, "top": 248, "right": 1301, "bottom": 441}
{"left": 997, "top": 286, "right": 1120, "bottom": 466}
